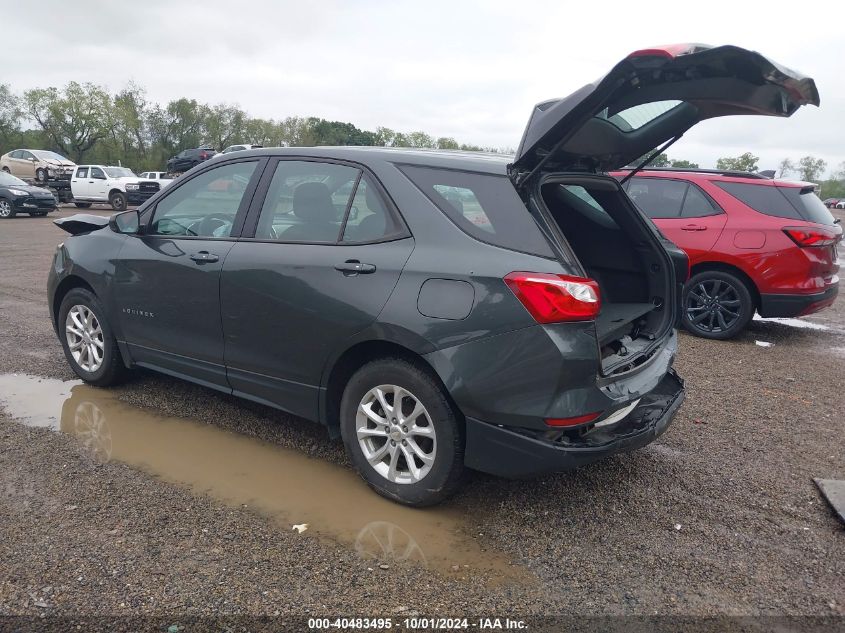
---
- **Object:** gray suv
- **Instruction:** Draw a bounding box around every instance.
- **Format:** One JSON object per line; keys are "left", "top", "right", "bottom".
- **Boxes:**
{"left": 47, "top": 44, "right": 818, "bottom": 505}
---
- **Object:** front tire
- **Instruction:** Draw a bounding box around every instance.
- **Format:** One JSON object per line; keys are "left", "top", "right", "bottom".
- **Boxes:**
{"left": 35, "top": 167, "right": 48, "bottom": 183}
{"left": 109, "top": 191, "right": 127, "bottom": 211}
{"left": 58, "top": 288, "right": 127, "bottom": 386}
{"left": 0, "top": 198, "right": 15, "bottom": 219}
{"left": 682, "top": 270, "right": 754, "bottom": 340}
{"left": 340, "top": 358, "right": 465, "bottom": 506}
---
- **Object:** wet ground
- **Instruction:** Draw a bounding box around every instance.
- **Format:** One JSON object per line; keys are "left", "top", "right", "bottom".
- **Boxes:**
{"left": 0, "top": 206, "right": 843, "bottom": 618}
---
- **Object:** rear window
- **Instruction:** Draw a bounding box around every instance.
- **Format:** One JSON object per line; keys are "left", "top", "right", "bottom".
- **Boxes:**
{"left": 713, "top": 181, "right": 836, "bottom": 224}
{"left": 778, "top": 187, "right": 837, "bottom": 226}
{"left": 400, "top": 165, "right": 554, "bottom": 257}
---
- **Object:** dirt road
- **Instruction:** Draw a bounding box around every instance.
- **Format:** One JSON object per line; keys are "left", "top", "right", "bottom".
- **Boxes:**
{"left": 1, "top": 207, "right": 843, "bottom": 621}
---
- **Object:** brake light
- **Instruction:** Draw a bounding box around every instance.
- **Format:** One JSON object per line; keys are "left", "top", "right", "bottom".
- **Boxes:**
{"left": 627, "top": 44, "right": 694, "bottom": 59}
{"left": 504, "top": 272, "right": 600, "bottom": 323}
{"left": 545, "top": 412, "right": 602, "bottom": 427}
{"left": 782, "top": 226, "right": 840, "bottom": 247}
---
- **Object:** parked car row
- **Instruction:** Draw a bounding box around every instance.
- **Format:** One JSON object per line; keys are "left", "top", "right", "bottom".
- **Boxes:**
{"left": 0, "top": 170, "right": 58, "bottom": 218}
{"left": 47, "top": 44, "right": 838, "bottom": 506}
{"left": 823, "top": 197, "right": 845, "bottom": 209}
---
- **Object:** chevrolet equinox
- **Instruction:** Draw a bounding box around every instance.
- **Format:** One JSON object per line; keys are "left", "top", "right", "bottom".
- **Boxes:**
{"left": 48, "top": 44, "right": 818, "bottom": 505}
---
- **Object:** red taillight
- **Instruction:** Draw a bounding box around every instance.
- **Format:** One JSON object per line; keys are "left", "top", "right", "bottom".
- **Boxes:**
{"left": 200, "top": 152, "right": 208, "bottom": 159}
{"left": 504, "top": 272, "right": 601, "bottom": 323}
{"left": 545, "top": 412, "right": 602, "bottom": 427}
{"left": 627, "top": 44, "right": 694, "bottom": 59}
{"left": 782, "top": 226, "right": 840, "bottom": 247}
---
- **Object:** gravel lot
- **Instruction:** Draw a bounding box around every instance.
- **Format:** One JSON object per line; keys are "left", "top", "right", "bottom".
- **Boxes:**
{"left": 0, "top": 205, "right": 843, "bottom": 621}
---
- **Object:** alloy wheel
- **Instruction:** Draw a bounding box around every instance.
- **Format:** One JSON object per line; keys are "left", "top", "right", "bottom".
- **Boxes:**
{"left": 0, "top": 200, "right": 11, "bottom": 218}
{"left": 685, "top": 279, "right": 743, "bottom": 334}
{"left": 65, "top": 305, "right": 105, "bottom": 372}
{"left": 356, "top": 384, "right": 437, "bottom": 485}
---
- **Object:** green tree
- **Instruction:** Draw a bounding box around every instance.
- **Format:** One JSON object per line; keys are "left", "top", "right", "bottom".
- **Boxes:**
{"left": 628, "top": 152, "right": 670, "bottom": 168}
{"left": 203, "top": 103, "right": 247, "bottom": 151}
{"left": 715, "top": 152, "right": 759, "bottom": 172}
{"left": 796, "top": 155, "right": 826, "bottom": 182}
{"left": 670, "top": 159, "right": 699, "bottom": 168}
{"left": 0, "top": 84, "right": 22, "bottom": 148}
{"left": 777, "top": 158, "right": 794, "bottom": 178}
{"left": 436, "top": 137, "right": 460, "bottom": 150}
{"left": 23, "top": 82, "right": 113, "bottom": 162}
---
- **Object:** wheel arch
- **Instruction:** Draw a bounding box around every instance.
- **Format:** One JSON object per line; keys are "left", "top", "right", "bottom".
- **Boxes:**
{"left": 52, "top": 275, "right": 97, "bottom": 330}
{"left": 688, "top": 261, "right": 760, "bottom": 309}
{"left": 320, "top": 338, "right": 457, "bottom": 439}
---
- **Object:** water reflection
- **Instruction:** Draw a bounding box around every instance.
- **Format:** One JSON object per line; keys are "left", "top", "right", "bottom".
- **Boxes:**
{"left": 0, "top": 373, "right": 516, "bottom": 578}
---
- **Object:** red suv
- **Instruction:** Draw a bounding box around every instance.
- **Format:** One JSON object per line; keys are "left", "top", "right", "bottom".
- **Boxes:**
{"left": 612, "top": 169, "right": 841, "bottom": 339}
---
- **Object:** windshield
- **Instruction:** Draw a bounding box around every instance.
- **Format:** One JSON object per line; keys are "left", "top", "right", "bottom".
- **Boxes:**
{"left": 31, "top": 150, "right": 69, "bottom": 161}
{"left": 104, "top": 167, "right": 136, "bottom": 178}
{"left": 0, "top": 172, "right": 27, "bottom": 187}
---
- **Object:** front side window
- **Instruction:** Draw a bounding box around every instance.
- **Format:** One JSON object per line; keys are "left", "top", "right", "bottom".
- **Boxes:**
{"left": 32, "top": 150, "right": 68, "bottom": 161}
{"left": 254, "top": 160, "right": 360, "bottom": 242}
{"left": 400, "top": 165, "right": 554, "bottom": 257}
{"left": 150, "top": 160, "right": 258, "bottom": 237}
{"left": 626, "top": 177, "right": 687, "bottom": 218}
{"left": 90, "top": 167, "right": 106, "bottom": 179}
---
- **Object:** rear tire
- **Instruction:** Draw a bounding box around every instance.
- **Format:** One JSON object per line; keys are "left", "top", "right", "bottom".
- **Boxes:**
{"left": 340, "top": 358, "right": 465, "bottom": 506}
{"left": 0, "top": 198, "right": 15, "bottom": 219}
{"left": 109, "top": 191, "right": 127, "bottom": 211}
{"left": 682, "top": 270, "right": 754, "bottom": 340}
{"left": 74, "top": 202, "right": 92, "bottom": 208}
{"left": 58, "top": 288, "right": 127, "bottom": 387}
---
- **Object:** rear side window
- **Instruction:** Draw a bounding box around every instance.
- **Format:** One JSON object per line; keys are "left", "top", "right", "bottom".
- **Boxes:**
{"left": 76, "top": 167, "right": 88, "bottom": 178}
{"left": 681, "top": 184, "right": 721, "bottom": 218}
{"left": 400, "top": 165, "right": 554, "bottom": 257}
{"left": 778, "top": 187, "right": 836, "bottom": 226}
{"left": 714, "top": 181, "right": 802, "bottom": 220}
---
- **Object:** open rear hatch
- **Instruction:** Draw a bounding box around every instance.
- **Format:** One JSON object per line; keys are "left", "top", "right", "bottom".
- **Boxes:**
{"left": 509, "top": 44, "right": 819, "bottom": 374}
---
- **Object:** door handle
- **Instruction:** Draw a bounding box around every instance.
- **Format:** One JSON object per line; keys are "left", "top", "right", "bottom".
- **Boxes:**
{"left": 681, "top": 224, "right": 707, "bottom": 231}
{"left": 190, "top": 251, "right": 219, "bottom": 263}
{"left": 88, "top": 180, "right": 94, "bottom": 183}
{"left": 335, "top": 260, "right": 376, "bottom": 275}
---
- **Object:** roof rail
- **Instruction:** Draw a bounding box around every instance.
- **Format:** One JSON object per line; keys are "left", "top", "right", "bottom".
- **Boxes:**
{"left": 616, "top": 167, "right": 771, "bottom": 180}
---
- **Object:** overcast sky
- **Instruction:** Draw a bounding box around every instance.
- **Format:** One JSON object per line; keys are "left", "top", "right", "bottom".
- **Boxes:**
{"left": 5, "top": 0, "right": 844, "bottom": 175}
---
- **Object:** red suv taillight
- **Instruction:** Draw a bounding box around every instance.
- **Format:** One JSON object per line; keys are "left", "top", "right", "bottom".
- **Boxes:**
{"left": 200, "top": 152, "right": 208, "bottom": 159}
{"left": 782, "top": 226, "right": 840, "bottom": 247}
{"left": 504, "top": 272, "right": 601, "bottom": 323}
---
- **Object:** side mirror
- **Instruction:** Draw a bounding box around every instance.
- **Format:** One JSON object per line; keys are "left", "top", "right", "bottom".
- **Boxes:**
{"left": 109, "top": 210, "right": 140, "bottom": 235}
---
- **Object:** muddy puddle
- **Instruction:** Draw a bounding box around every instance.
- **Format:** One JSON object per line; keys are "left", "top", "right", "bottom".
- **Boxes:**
{"left": 0, "top": 373, "right": 520, "bottom": 579}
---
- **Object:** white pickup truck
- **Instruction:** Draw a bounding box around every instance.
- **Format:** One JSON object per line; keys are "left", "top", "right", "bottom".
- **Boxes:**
{"left": 70, "top": 165, "right": 171, "bottom": 210}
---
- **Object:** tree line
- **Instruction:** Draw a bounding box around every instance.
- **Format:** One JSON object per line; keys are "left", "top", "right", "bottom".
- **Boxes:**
{"left": 0, "top": 82, "right": 504, "bottom": 173}
{"left": 1, "top": 81, "right": 843, "bottom": 198}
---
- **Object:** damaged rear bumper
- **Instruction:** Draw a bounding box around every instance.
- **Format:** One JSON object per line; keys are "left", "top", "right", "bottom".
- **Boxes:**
{"left": 464, "top": 369, "right": 685, "bottom": 479}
